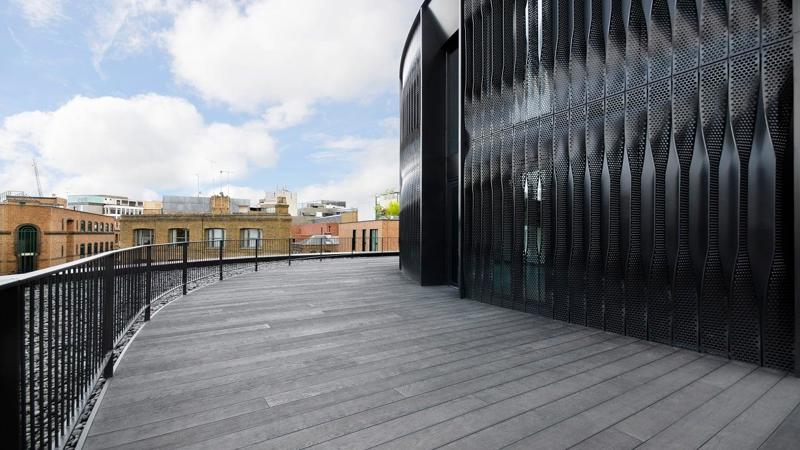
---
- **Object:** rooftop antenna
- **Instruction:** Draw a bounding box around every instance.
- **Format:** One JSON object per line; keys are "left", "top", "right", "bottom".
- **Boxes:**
{"left": 220, "top": 170, "right": 232, "bottom": 197}
{"left": 32, "top": 159, "right": 43, "bottom": 196}
{"left": 195, "top": 173, "right": 201, "bottom": 197}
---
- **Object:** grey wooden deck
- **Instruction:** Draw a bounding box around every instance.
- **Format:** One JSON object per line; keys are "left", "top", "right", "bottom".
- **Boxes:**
{"left": 84, "top": 257, "right": 800, "bottom": 449}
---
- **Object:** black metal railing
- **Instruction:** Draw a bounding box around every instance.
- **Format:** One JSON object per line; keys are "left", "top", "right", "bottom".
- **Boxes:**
{"left": 0, "top": 237, "right": 397, "bottom": 449}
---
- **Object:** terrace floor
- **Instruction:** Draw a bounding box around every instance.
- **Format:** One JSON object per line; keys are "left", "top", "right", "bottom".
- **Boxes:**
{"left": 84, "top": 257, "right": 800, "bottom": 449}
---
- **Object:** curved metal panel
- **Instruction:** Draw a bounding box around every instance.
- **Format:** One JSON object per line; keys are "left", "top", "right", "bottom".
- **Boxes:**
{"left": 760, "top": 40, "right": 793, "bottom": 371}
{"left": 689, "top": 109, "right": 709, "bottom": 296}
{"left": 699, "top": 59, "right": 730, "bottom": 356}
{"left": 539, "top": 116, "right": 555, "bottom": 317}
{"left": 718, "top": 112, "right": 740, "bottom": 288}
{"left": 586, "top": 100, "right": 605, "bottom": 328}
{"left": 730, "top": 0, "right": 759, "bottom": 56}
{"left": 665, "top": 130, "right": 681, "bottom": 284}
{"left": 605, "top": 0, "right": 626, "bottom": 95}
{"left": 648, "top": 0, "right": 672, "bottom": 82}
{"left": 569, "top": 106, "right": 587, "bottom": 325}
{"left": 410, "top": 0, "right": 795, "bottom": 372}
{"left": 672, "top": 70, "right": 700, "bottom": 350}
{"left": 700, "top": 0, "right": 727, "bottom": 65}
{"left": 554, "top": 0, "right": 571, "bottom": 112}
{"left": 729, "top": 50, "right": 760, "bottom": 365}
{"left": 626, "top": 0, "right": 647, "bottom": 89}
{"left": 553, "top": 112, "right": 571, "bottom": 320}
{"left": 570, "top": 0, "right": 587, "bottom": 107}
{"left": 587, "top": 0, "right": 606, "bottom": 101}
{"left": 604, "top": 93, "right": 626, "bottom": 334}
{"left": 673, "top": 0, "right": 699, "bottom": 74}
{"left": 626, "top": 87, "right": 648, "bottom": 339}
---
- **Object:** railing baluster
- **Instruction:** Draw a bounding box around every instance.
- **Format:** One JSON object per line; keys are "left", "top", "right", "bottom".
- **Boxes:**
{"left": 102, "top": 255, "right": 115, "bottom": 378}
{"left": 2, "top": 238, "right": 399, "bottom": 448}
{"left": 145, "top": 246, "right": 152, "bottom": 321}
{"left": 0, "top": 285, "right": 23, "bottom": 449}
{"left": 182, "top": 243, "right": 188, "bottom": 295}
{"left": 219, "top": 241, "right": 224, "bottom": 281}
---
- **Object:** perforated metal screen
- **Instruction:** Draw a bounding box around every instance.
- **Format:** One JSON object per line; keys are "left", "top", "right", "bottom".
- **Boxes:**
{"left": 455, "top": 0, "right": 794, "bottom": 371}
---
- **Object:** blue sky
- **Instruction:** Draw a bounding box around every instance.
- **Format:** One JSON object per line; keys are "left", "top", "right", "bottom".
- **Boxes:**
{"left": 0, "top": 0, "right": 419, "bottom": 218}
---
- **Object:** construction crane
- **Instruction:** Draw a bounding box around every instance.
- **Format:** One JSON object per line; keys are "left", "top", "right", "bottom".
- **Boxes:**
{"left": 32, "top": 159, "right": 43, "bottom": 196}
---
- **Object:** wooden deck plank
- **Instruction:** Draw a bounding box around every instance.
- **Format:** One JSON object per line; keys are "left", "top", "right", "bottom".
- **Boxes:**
{"left": 82, "top": 257, "right": 800, "bottom": 450}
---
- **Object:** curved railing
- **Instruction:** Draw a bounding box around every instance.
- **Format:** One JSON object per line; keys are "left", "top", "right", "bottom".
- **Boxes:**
{"left": 0, "top": 237, "right": 398, "bottom": 449}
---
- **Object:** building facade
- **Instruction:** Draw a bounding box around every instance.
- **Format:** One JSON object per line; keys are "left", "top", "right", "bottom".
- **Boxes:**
{"left": 0, "top": 199, "right": 117, "bottom": 274}
{"left": 261, "top": 188, "right": 298, "bottom": 216}
{"left": 400, "top": 0, "right": 798, "bottom": 372}
{"left": 67, "top": 195, "right": 144, "bottom": 218}
{"left": 118, "top": 194, "right": 291, "bottom": 247}
{"left": 291, "top": 222, "right": 339, "bottom": 240}
{"left": 295, "top": 200, "right": 358, "bottom": 224}
{"left": 339, "top": 220, "right": 400, "bottom": 252}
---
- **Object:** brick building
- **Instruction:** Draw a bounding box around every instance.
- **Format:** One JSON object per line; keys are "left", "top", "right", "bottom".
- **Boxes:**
{"left": 291, "top": 222, "right": 339, "bottom": 240}
{"left": 338, "top": 219, "right": 399, "bottom": 252}
{"left": 0, "top": 198, "right": 117, "bottom": 274}
{"left": 118, "top": 194, "right": 291, "bottom": 248}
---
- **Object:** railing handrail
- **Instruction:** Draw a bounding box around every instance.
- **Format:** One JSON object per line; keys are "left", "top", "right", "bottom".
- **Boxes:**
{"left": 1, "top": 236, "right": 399, "bottom": 449}
{"left": 0, "top": 238, "right": 284, "bottom": 289}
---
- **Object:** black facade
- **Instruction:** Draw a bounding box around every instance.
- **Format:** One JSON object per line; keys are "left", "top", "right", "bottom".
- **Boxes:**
{"left": 400, "top": 0, "right": 797, "bottom": 372}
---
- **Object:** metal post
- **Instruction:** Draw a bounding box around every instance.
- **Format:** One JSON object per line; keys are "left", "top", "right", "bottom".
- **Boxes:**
{"left": 182, "top": 242, "right": 188, "bottom": 295}
{"left": 254, "top": 238, "right": 259, "bottom": 272}
{"left": 288, "top": 238, "right": 292, "bottom": 266}
{"left": 319, "top": 237, "right": 323, "bottom": 261}
{"left": 102, "top": 255, "right": 115, "bottom": 378}
{"left": 1, "top": 285, "right": 23, "bottom": 448}
{"left": 219, "top": 240, "right": 224, "bottom": 281}
{"left": 144, "top": 246, "right": 152, "bottom": 321}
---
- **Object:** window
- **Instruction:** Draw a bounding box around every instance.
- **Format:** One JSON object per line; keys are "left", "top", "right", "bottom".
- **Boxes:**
{"left": 80, "top": 244, "right": 85, "bottom": 257}
{"left": 169, "top": 228, "right": 190, "bottom": 243}
{"left": 240, "top": 228, "right": 261, "bottom": 248}
{"left": 80, "top": 221, "right": 86, "bottom": 232}
{"left": 205, "top": 228, "right": 225, "bottom": 247}
{"left": 94, "top": 242, "right": 98, "bottom": 254}
{"left": 94, "top": 222, "right": 99, "bottom": 232}
{"left": 16, "top": 225, "right": 38, "bottom": 273}
{"left": 134, "top": 229, "right": 154, "bottom": 246}
{"left": 87, "top": 244, "right": 92, "bottom": 256}
{"left": 369, "top": 229, "right": 378, "bottom": 252}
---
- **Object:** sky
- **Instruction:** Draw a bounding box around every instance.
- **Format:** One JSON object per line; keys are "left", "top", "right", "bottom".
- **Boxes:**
{"left": 0, "top": 0, "right": 420, "bottom": 219}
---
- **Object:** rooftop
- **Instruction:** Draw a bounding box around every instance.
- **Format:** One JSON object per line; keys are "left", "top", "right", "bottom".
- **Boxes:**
{"left": 83, "top": 257, "right": 800, "bottom": 449}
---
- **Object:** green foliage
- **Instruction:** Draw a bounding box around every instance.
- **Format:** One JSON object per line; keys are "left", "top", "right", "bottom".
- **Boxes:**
{"left": 375, "top": 199, "right": 400, "bottom": 218}
{"left": 385, "top": 200, "right": 400, "bottom": 217}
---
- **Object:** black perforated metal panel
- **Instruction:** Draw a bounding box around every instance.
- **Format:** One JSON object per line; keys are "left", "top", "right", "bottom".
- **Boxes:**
{"left": 401, "top": 0, "right": 797, "bottom": 372}
{"left": 604, "top": 94, "right": 625, "bottom": 335}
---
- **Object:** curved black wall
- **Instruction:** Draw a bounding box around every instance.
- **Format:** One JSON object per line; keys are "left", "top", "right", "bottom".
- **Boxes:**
{"left": 403, "top": 0, "right": 795, "bottom": 371}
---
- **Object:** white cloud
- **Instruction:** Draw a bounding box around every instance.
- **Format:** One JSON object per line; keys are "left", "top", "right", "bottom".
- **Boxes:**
{"left": 11, "top": 0, "right": 64, "bottom": 28}
{"left": 263, "top": 101, "right": 313, "bottom": 130}
{"left": 163, "top": 0, "right": 416, "bottom": 112}
{"left": 299, "top": 131, "right": 399, "bottom": 221}
{"left": 0, "top": 94, "right": 277, "bottom": 200}
{"left": 88, "top": 0, "right": 187, "bottom": 71}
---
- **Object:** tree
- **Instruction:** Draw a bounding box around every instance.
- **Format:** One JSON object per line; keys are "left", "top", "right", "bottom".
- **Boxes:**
{"left": 385, "top": 200, "right": 400, "bottom": 217}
